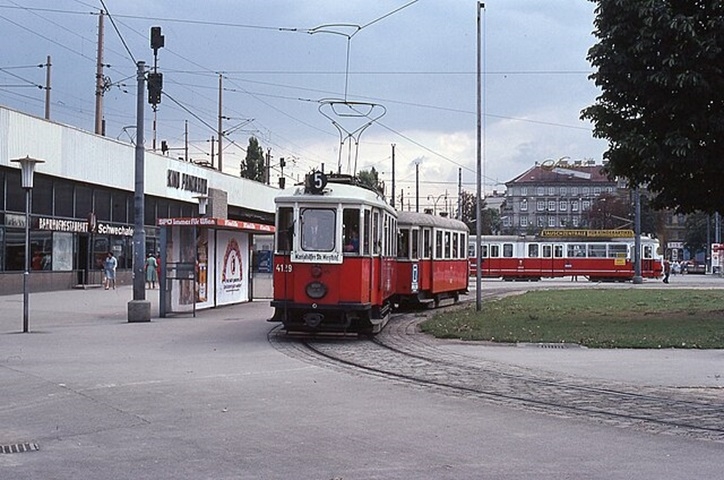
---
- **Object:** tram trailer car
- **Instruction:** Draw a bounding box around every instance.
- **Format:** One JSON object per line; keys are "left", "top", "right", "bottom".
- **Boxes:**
{"left": 395, "top": 211, "right": 469, "bottom": 307}
{"left": 468, "top": 231, "right": 663, "bottom": 281}
{"left": 270, "top": 172, "right": 397, "bottom": 334}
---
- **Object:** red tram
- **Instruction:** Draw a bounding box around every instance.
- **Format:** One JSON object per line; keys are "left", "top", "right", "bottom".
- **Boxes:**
{"left": 395, "top": 211, "right": 469, "bottom": 307}
{"left": 469, "top": 230, "right": 663, "bottom": 281}
{"left": 270, "top": 172, "right": 397, "bottom": 334}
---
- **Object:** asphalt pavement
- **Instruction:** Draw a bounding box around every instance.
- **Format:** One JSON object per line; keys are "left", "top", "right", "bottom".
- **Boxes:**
{"left": 1, "top": 278, "right": 722, "bottom": 479}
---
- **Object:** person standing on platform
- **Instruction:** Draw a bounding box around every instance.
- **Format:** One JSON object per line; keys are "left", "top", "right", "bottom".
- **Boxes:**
{"left": 103, "top": 251, "right": 117, "bottom": 290}
{"left": 145, "top": 252, "right": 159, "bottom": 289}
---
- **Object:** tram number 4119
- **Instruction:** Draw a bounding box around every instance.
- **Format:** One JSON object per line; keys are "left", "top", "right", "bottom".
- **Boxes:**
{"left": 276, "top": 263, "right": 293, "bottom": 273}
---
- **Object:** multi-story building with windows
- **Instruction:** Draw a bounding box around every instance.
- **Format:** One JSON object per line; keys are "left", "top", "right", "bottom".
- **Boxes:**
{"left": 502, "top": 159, "right": 624, "bottom": 235}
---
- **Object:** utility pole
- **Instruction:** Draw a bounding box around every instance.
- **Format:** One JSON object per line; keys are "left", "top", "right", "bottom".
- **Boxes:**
{"left": 475, "top": 2, "right": 485, "bottom": 311}
{"left": 457, "top": 168, "right": 462, "bottom": 220}
{"left": 94, "top": 10, "right": 105, "bottom": 135}
{"left": 415, "top": 159, "right": 420, "bottom": 212}
{"left": 43, "top": 55, "right": 51, "bottom": 120}
{"left": 265, "top": 148, "right": 272, "bottom": 185}
{"left": 217, "top": 74, "right": 223, "bottom": 172}
{"left": 391, "top": 144, "right": 396, "bottom": 209}
{"left": 184, "top": 120, "right": 189, "bottom": 162}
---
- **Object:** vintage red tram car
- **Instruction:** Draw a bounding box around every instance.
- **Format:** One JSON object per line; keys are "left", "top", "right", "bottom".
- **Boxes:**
{"left": 395, "top": 211, "right": 469, "bottom": 307}
{"left": 469, "top": 230, "right": 663, "bottom": 281}
{"left": 270, "top": 172, "right": 397, "bottom": 334}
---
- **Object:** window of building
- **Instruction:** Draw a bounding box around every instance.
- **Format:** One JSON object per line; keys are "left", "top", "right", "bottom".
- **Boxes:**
{"left": 520, "top": 199, "right": 528, "bottom": 211}
{"left": 95, "top": 188, "right": 112, "bottom": 221}
{"left": 502, "top": 216, "right": 511, "bottom": 227}
{"left": 547, "top": 200, "right": 556, "bottom": 211}
{"left": 520, "top": 216, "right": 528, "bottom": 227}
{"left": 559, "top": 200, "right": 567, "bottom": 211}
{"left": 537, "top": 216, "right": 545, "bottom": 227}
{"left": 571, "top": 201, "right": 579, "bottom": 212}
{"left": 520, "top": 187, "right": 527, "bottom": 196}
{"left": 571, "top": 186, "right": 579, "bottom": 195}
{"left": 548, "top": 186, "right": 555, "bottom": 196}
{"left": 572, "top": 217, "right": 580, "bottom": 227}
{"left": 548, "top": 217, "right": 556, "bottom": 227}
{"left": 593, "top": 187, "right": 602, "bottom": 196}
{"left": 54, "top": 181, "right": 74, "bottom": 218}
{"left": 32, "top": 176, "right": 53, "bottom": 216}
{"left": 560, "top": 186, "right": 567, "bottom": 196}
{"left": 606, "top": 187, "right": 614, "bottom": 194}
{"left": 582, "top": 200, "right": 591, "bottom": 211}
{"left": 536, "top": 186, "right": 544, "bottom": 196}
{"left": 75, "top": 185, "right": 92, "bottom": 218}
{"left": 582, "top": 187, "right": 590, "bottom": 196}
{"left": 536, "top": 200, "right": 545, "bottom": 211}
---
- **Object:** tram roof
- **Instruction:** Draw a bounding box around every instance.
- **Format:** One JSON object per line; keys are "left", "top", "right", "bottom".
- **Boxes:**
{"left": 397, "top": 211, "right": 469, "bottom": 232}
{"left": 274, "top": 181, "right": 393, "bottom": 211}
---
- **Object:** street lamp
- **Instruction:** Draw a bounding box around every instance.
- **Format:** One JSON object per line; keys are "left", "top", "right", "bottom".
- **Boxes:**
{"left": 11, "top": 156, "right": 45, "bottom": 333}
{"left": 427, "top": 193, "right": 447, "bottom": 216}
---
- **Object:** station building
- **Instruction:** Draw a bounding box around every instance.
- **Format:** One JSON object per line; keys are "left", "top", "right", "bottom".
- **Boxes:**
{"left": 0, "top": 106, "right": 277, "bottom": 301}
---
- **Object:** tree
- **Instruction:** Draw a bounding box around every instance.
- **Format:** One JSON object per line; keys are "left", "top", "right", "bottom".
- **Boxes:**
{"left": 356, "top": 167, "right": 383, "bottom": 193}
{"left": 459, "top": 190, "right": 499, "bottom": 234}
{"left": 240, "top": 137, "right": 266, "bottom": 182}
{"left": 683, "top": 211, "right": 710, "bottom": 256}
{"left": 581, "top": 1, "right": 724, "bottom": 213}
{"left": 582, "top": 193, "right": 631, "bottom": 229}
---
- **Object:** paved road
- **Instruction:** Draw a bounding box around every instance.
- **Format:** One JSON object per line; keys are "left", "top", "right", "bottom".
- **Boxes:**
{"left": 1, "top": 279, "right": 723, "bottom": 479}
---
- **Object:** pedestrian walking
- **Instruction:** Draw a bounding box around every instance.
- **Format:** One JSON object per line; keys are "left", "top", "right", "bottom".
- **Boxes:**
{"left": 145, "top": 253, "right": 158, "bottom": 289}
{"left": 103, "top": 251, "right": 117, "bottom": 290}
{"left": 663, "top": 259, "right": 671, "bottom": 284}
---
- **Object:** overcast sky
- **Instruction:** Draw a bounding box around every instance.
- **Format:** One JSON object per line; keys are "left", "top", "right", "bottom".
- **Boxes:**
{"left": 0, "top": 0, "right": 606, "bottom": 211}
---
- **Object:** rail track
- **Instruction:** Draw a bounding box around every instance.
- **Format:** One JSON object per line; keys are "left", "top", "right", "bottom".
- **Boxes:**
{"left": 269, "top": 288, "right": 724, "bottom": 443}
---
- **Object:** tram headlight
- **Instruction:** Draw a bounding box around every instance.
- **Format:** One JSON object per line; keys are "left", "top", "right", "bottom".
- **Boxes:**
{"left": 305, "top": 281, "right": 327, "bottom": 299}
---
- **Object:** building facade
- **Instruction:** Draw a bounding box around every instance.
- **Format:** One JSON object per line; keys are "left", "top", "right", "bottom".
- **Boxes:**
{"left": 0, "top": 106, "right": 277, "bottom": 294}
{"left": 502, "top": 160, "right": 624, "bottom": 235}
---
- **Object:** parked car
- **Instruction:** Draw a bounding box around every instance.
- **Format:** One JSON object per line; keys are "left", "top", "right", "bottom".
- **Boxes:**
{"left": 684, "top": 261, "right": 706, "bottom": 274}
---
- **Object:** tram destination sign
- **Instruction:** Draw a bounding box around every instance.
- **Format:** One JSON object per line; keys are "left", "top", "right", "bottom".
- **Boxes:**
{"left": 540, "top": 229, "right": 634, "bottom": 238}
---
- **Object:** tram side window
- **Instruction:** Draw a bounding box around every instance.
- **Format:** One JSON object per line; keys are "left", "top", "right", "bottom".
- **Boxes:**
{"left": 542, "top": 245, "right": 552, "bottom": 258}
{"left": 643, "top": 244, "right": 653, "bottom": 259}
{"left": 528, "top": 244, "right": 539, "bottom": 258}
{"left": 398, "top": 229, "right": 410, "bottom": 259}
{"left": 435, "top": 231, "right": 443, "bottom": 258}
{"left": 554, "top": 245, "right": 564, "bottom": 258}
{"left": 452, "top": 233, "right": 459, "bottom": 258}
{"left": 276, "top": 207, "right": 294, "bottom": 252}
{"left": 588, "top": 244, "right": 606, "bottom": 258}
{"left": 423, "top": 229, "right": 432, "bottom": 258}
{"left": 503, "top": 243, "right": 514, "bottom": 258}
{"left": 609, "top": 244, "right": 628, "bottom": 258}
{"left": 468, "top": 243, "right": 476, "bottom": 258}
{"left": 373, "top": 211, "right": 380, "bottom": 255}
{"left": 445, "top": 231, "right": 452, "bottom": 259}
{"left": 411, "top": 229, "right": 420, "bottom": 259}
{"left": 481, "top": 245, "right": 488, "bottom": 258}
{"left": 363, "top": 210, "right": 371, "bottom": 255}
{"left": 460, "top": 233, "right": 467, "bottom": 260}
{"left": 490, "top": 244, "right": 500, "bottom": 258}
{"left": 567, "top": 244, "right": 586, "bottom": 257}
{"left": 343, "top": 208, "right": 360, "bottom": 254}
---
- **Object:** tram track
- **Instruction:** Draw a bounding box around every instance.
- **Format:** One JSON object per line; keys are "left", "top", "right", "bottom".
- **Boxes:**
{"left": 268, "top": 286, "right": 724, "bottom": 443}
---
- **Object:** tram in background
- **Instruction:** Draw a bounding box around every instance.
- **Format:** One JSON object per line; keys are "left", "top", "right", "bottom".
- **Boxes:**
{"left": 395, "top": 211, "right": 469, "bottom": 307}
{"left": 468, "top": 230, "right": 663, "bottom": 281}
{"left": 270, "top": 172, "right": 397, "bottom": 334}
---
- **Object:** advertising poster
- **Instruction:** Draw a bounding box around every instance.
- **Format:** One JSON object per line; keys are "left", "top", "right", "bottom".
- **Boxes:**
{"left": 216, "top": 230, "right": 248, "bottom": 305}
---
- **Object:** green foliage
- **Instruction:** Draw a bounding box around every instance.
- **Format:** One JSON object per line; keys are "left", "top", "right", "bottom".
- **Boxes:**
{"left": 421, "top": 289, "right": 724, "bottom": 348}
{"left": 683, "top": 211, "right": 711, "bottom": 255}
{"left": 356, "top": 167, "right": 383, "bottom": 193}
{"left": 582, "top": 0, "right": 724, "bottom": 214}
{"left": 240, "top": 136, "right": 266, "bottom": 182}
{"left": 459, "top": 190, "right": 499, "bottom": 234}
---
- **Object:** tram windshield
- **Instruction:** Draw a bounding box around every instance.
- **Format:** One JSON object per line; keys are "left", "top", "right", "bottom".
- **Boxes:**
{"left": 301, "top": 208, "right": 335, "bottom": 252}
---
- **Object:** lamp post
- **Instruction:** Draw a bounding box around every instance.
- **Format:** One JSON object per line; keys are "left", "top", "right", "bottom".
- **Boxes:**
{"left": 11, "top": 156, "right": 45, "bottom": 333}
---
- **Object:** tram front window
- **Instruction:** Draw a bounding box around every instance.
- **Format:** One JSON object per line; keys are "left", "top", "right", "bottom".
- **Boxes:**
{"left": 301, "top": 208, "right": 335, "bottom": 252}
